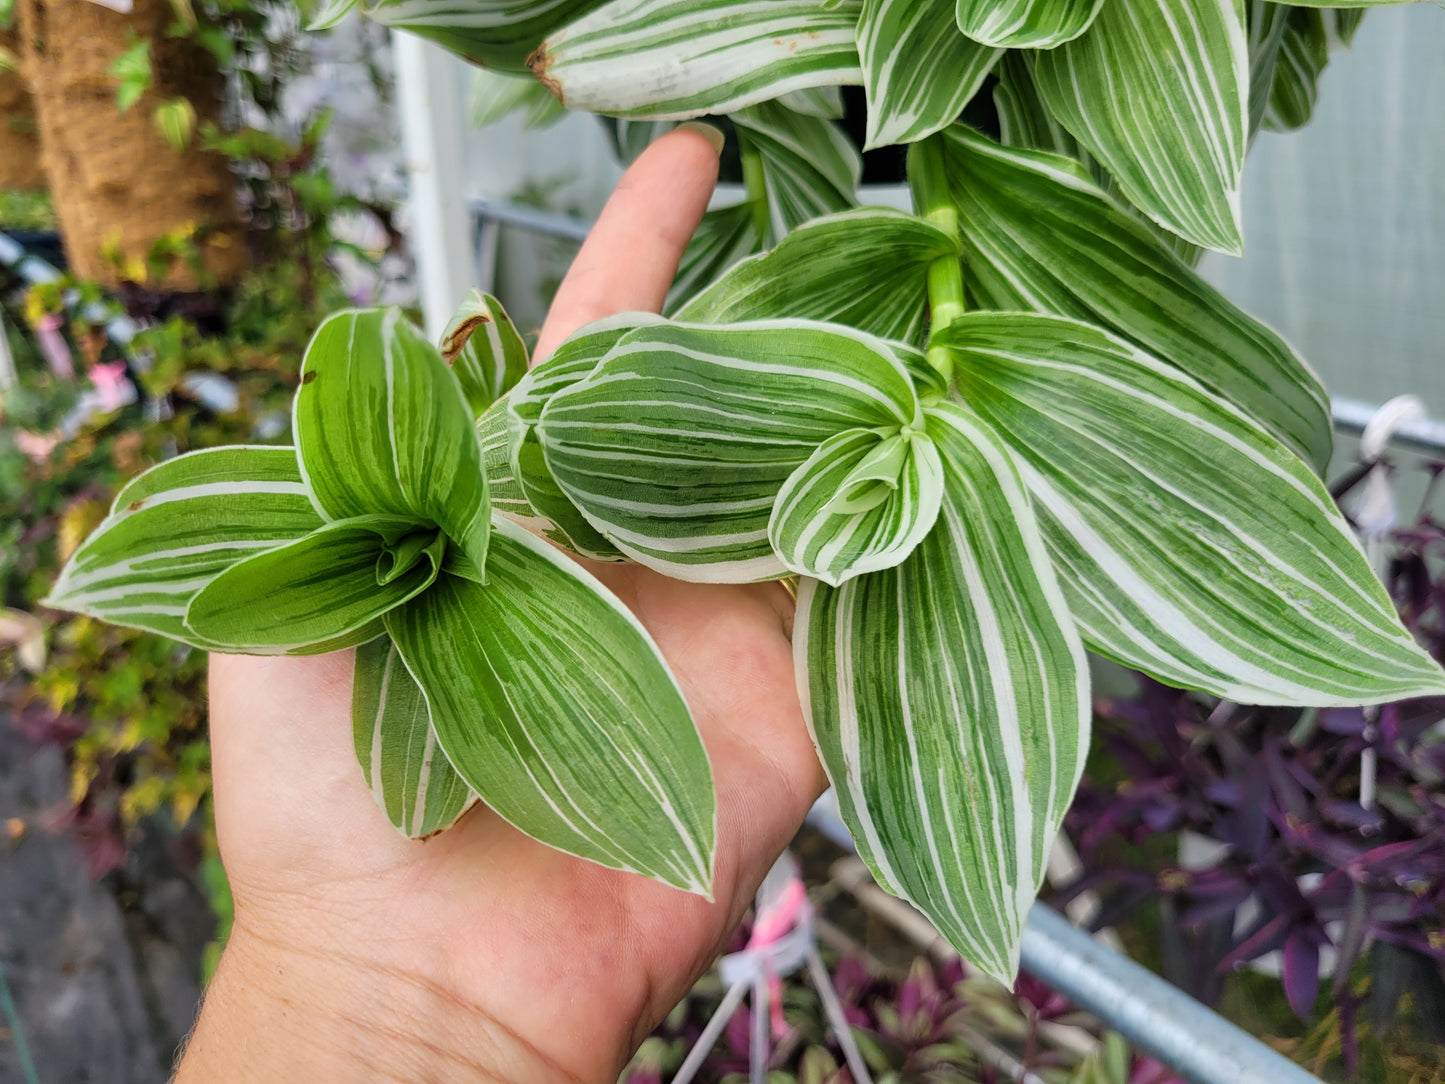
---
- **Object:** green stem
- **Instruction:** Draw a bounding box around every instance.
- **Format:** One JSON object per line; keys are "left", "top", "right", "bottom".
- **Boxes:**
{"left": 740, "top": 140, "right": 771, "bottom": 241}
{"left": 907, "top": 136, "right": 965, "bottom": 384}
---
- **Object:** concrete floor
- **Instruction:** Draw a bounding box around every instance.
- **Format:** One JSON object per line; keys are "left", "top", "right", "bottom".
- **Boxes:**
{"left": 0, "top": 721, "right": 212, "bottom": 1083}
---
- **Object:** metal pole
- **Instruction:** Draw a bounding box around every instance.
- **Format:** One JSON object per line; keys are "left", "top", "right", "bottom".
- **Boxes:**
{"left": 468, "top": 198, "right": 592, "bottom": 243}
{"left": 1331, "top": 395, "right": 1445, "bottom": 457}
{"left": 1019, "top": 904, "right": 1321, "bottom": 1084}
{"left": 393, "top": 33, "right": 474, "bottom": 338}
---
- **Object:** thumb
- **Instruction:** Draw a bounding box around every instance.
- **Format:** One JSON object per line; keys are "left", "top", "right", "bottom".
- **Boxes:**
{"left": 534, "top": 123, "right": 723, "bottom": 361}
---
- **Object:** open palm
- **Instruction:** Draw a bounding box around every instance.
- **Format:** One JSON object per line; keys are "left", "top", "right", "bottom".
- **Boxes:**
{"left": 183, "top": 128, "right": 826, "bottom": 1084}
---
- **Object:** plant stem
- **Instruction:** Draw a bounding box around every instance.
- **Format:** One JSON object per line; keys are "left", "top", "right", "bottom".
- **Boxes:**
{"left": 907, "top": 136, "right": 965, "bottom": 384}
{"left": 740, "top": 140, "right": 771, "bottom": 241}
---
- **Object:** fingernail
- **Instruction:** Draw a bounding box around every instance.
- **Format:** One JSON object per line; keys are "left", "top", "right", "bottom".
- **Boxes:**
{"left": 676, "top": 121, "right": 725, "bottom": 156}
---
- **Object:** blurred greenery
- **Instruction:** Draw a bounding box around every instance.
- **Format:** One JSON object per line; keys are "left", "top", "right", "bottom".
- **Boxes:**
{"left": 0, "top": 85, "right": 389, "bottom": 973}
{"left": 0, "top": 189, "right": 54, "bottom": 231}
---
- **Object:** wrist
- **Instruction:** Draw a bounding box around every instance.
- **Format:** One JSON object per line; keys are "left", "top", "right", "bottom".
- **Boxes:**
{"left": 176, "top": 918, "right": 606, "bottom": 1083}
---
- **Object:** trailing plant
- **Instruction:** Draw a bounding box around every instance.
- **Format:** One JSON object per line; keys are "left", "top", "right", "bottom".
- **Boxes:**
{"left": 1058, "top": 459, "right": 1445, "bottom": 1078}
{"left": 49, "top": 0, "right": 1445, "bottom": 992}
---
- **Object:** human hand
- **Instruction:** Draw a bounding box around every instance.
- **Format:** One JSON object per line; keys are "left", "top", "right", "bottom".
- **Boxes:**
{"left": 176, "top": 127, "right": 828, "bottom": 1084}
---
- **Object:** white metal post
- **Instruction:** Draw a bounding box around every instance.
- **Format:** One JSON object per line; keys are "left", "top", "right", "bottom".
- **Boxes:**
{"left": 392, "top": 31, "right": 475, "bottom": 339}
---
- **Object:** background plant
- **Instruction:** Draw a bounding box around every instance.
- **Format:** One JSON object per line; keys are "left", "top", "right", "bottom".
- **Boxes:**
{"left": 1058, "top": 458, "right": 1445, "bottom": 1080}
{"left": 622, "top": 938, "right": 1187, "bottom": 1084}
{"left": 0, "top": 0, "right": 404, "bottom": 876}
{"left": 0, "top": 253, "right": 356, "bottom": 869}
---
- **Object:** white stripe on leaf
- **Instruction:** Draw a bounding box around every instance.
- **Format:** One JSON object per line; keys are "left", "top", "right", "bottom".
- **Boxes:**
{"left": 795, "top": 398, "right": 1089, "bottom": 983}
{"left": 384, "top": 515, "right": 716, "bottom": 894}
{"left": 936, "top": 311, "right": 1445, "bottom": 705}
{"left": 352, "top": 636, "right": 475, "bottom": 838}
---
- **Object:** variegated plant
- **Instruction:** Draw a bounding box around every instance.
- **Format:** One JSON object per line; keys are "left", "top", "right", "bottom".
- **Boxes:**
{"left": 47, "top": 299, "right": 716, "bottom": 895}
{"left": 329, "top": 0, "right": 1394, "bottom": 256}
{"left": 53, "top": 0, "right": 1442, "bottom": 987}
{"left": 473, "top": 134, "right": 1445, "bottom": 977}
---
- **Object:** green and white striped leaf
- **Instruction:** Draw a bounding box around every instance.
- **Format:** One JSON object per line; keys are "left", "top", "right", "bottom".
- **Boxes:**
{"left": 933, "top": 126, "right": 1332, "bottom": 472}
{"left": 993, "top": 52, "right": 1097, "bottom": 171}
{"left": 507, "top": 311, "right": 667, "bottom": 431}
{"left": 732, "top": 100, "right": 860, "bottom": 238}
{"left": 858, "top": 0, "right": 1000, "bottom": 148}
{"left": 1263, "top": 7, "right": 1329, "bottom": 132}
{"left": 365, "top": 0, "right": 608, "bottom": 72}
{"left": 1245, "top": 0, "right": 1291, "bottom": 136}
{"left": 469, "top": 67, "right": 566, "bottom": 129}
{"left": 295, "top": 308, "right": 491, "bottom": 576}
{"left": 607, "top": 117, "right": 678, "bottom": 164}
{"left": 676, "top": 208, "right": 956, "bottom": 345}
{"left": 440, "top": 289, "right": 530, "bottom": 418}
{"left": 385, "top": 517, "right": 716, "bottom": 894}
{"left": 477, "top": 401, "right": 539, "bottom": 531}
{"left": 777, "top": 85, "right": 845, "bottom": 119}
{"left": 990, "top": 55, "right": 1207, "bottom": 266}
{"left": 309, "top": 0, "right": 362, "bottom": 31}
{"left": 665, "top": 201, "right": 765, "bottom": 314}
{"left": 531, "top": 0, "right": 864, "bottom": 119}
{"left": 1029, "top": 0, "right": 1250, "bottom": 254}
{"left": 955, "top": 0, "right": 1104, "bottom": 48}
{"left": 353, "top": 636, "right": 474, "bottom": 839}
{"left": 537, "top": 320, "right": 920, "bottom": 582}
{"left": 45, "top": 447, "right": 322, "bottom": 647}
{"left": 186, "top": 516, "right": 443, "bottom": 652}
{"left": 1330, "top": 8, "right": 1366, "bottom": 46}
{"left": 796, "top": 399, "right": 1090, "bottom": 982}
{"left": 769, "top": 426, "right": 944, "bottom": 585}
{"left": 505, "top": 314, "right": 668, "bottom": 559}
{"left": 936, "top": 312, "right": 1445, "bottom": 705}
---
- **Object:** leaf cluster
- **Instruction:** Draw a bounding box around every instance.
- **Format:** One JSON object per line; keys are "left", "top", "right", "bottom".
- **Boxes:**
{"left": 37, "top": 0, "right": 1445, "bottom": 997}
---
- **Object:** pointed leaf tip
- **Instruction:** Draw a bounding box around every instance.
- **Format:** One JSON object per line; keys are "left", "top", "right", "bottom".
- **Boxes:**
{"left": 770, "top": 427, "right": 944, "bottom": 585}
{"left": 295, "top": 307, "right": 491, "bottom": 574}
{"left": 385, "top": 517, "right": 716, "bottom": 894}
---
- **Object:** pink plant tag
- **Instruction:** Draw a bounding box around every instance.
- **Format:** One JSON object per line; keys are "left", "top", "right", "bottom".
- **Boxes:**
{"left": 36, "top": 313, "right": 75, "bottom": 380}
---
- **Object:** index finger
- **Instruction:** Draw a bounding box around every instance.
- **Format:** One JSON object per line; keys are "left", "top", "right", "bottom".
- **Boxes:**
{"left": 533, "top": 123, "right": 723, "bottom": 362}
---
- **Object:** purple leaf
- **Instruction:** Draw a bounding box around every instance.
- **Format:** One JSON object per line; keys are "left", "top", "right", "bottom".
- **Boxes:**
{"left": 831, "top": 953, "right": 873, "bottom": 1004}
{"left": 1220, "top": 912, "right": 1293, "bottom": 969}
{"left": 1203, "top": 778, "right": 1241, "bottom": 806}
{"left": 1180, "top": 884, "right": 1255, "bottom": 928}
{"left": 1318, "top": 798, "right": 1386, "bottom": 831}
{"left": 1282, "top": 933, "right": 1321, "bottom": 1017}
{"left": 1320, "top": 708, "right": 1368, "bottom": 735}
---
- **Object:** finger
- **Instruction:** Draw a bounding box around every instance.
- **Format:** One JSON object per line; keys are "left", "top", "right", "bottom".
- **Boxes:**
{"left": 534, "top": 123, "right": 723, "bottom": 362}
